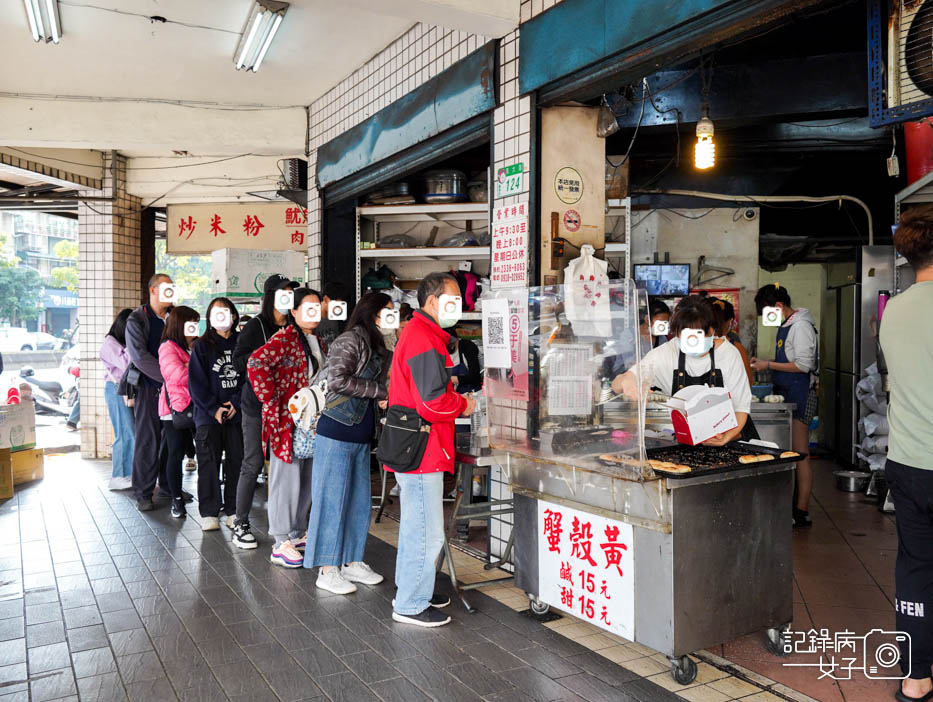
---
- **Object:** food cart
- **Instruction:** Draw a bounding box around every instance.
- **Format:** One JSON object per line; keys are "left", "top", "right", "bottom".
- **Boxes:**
{"left": 482, "top": 280, "right": 796, "bottom": 684}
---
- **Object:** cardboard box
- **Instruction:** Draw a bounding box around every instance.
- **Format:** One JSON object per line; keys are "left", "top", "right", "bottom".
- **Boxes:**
{"left": 667, "top": 385, "right": 738, "bottom": 445}
{"left": 211, "top": 248, "right": 306, "bottom": 298}
{"left": 0, "top": 457, "right": 12, "bottom": 501}
{"left": 11, "top": 448, "right": 43, "bottom": 485}
{"left": 0, "top": 402, "right": 37, "bottom": 451}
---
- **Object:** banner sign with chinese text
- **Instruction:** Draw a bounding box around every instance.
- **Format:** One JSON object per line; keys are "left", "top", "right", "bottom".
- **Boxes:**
{"left": 538, "top": 499, "right": 635, "bottom": 639}
{"left": 491, "top": 200, "right": 529, "bottom": 289}
{"left": 166, "top": 202, "right": 308, "bottom": 254}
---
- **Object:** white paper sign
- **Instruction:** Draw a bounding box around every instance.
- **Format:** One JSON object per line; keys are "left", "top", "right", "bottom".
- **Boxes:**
{"left": 538, "top": 500, "right": 635, "bottom": 639}
{"left": 482, "top": 297, "right": 511, "bottom": 369}
{"left": 491, "top": 201, "right": 529, "bottom": 289}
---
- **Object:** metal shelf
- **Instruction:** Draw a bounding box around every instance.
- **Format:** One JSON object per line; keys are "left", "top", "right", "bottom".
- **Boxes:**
{"left": 604, "top": 242, "right": 629, "bottom": 254}
{"left": 359, "top": 246, "right": 490, "bottom": 261}
{"left": 358, "top": 203, "right": 489, "bottom": 223}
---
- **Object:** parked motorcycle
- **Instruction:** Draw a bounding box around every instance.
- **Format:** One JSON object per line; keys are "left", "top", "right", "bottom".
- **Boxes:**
{"left": 20, "top": 366, "right": 68, "bottom": 415}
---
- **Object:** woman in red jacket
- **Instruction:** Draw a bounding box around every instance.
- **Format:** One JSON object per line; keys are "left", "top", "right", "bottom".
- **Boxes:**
{"left": 248, "top": 288, "right": 326, "bottom": 568}
{"left": 158, "top": 306, "right": 200, "bottom": 520}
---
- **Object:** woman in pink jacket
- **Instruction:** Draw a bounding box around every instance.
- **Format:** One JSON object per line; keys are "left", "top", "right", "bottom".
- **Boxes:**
{"left": 158, "top": 306, "right": 200, "bottom": 519}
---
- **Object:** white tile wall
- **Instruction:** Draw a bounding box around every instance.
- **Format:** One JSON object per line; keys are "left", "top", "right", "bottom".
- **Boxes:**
{"left": 79, "top": 153, "right": 141, "bottom": 459}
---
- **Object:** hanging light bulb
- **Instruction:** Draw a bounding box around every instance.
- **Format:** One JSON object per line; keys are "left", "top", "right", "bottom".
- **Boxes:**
{"left": 597, "top": 94, "right": 620, "bottom": 138}
{"left": 695, "top": 106, "right": 715, "bottom": 170}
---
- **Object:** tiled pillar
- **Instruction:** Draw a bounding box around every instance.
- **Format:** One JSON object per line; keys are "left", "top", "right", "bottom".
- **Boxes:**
{"left": 78, "top": 153, "right": 141, "bottom": 459}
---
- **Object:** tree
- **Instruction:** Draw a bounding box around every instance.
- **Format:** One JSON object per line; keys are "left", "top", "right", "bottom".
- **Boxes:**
{"left": 50, "top": 266, "right": 78, "bottom": 292}
{"left": 53, "top": 240, "right": 78, "bottom": 260}
{"left": 0, "top": 266, "right": 42, "bottom": 325}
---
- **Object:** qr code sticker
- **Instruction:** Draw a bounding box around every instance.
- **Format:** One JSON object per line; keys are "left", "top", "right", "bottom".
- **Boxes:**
{"left": 488, "top": 315, "right": 505, "bottom": 345}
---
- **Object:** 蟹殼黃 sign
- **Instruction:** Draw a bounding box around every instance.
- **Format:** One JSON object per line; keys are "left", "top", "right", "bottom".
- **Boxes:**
{"left": 538, "top": 499, "right": 634, "bottom": 639}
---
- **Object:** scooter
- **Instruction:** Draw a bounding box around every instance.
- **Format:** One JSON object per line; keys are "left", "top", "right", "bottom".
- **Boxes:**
{"left": 19, "top": 366, "right": 68, "bottom": 415}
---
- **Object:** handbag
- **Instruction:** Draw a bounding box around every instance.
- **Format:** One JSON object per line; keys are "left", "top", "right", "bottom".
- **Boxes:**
{"left": 165, "top": 387, "right": 195, "bottom": 430}
{"left": 118, "top": 364, "right": 141, "bottom": 399}
{"left": 292, "top": 425, "right": 315, "bottom": 460}
{"left": 376, "top": 405, "right": 431, "bottom": 473}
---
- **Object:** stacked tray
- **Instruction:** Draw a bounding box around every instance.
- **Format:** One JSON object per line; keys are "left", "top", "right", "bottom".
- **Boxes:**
{"left": 599, "top": 442, "right": 806, "bottom": 479}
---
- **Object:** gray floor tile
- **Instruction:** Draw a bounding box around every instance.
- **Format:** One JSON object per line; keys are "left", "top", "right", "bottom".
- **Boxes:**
{"left": 513, "top": 643, "right": 584, "bottom": 679}
{"left": 176, "top": 680, "right": 228, "bottom": 702}
{"left": 102, "top": 609, "right": 142, "bottom": 633}
{"left": 211, "top": 660, "right": 275, "bottom": 698}
{"left": 565, "top": 653, "right": 640, "bottom": 686}
{"left": 67, "top": 624, "right": 110, "bottom": 653}
{"left": 617, "top": 678, "right": 683, "bottom": 702}
{"left": 341, "top": 650, "right": 399, "bottom": 683}
{"left": 124, "top": 676, "right": 177, "bottom": 702}
{"left": 197, "top": 633, "right": 246, "bottom": 666}
{"left": 0, "top": 619, "right": 23, "bottom": 643}
{"left": 108, "top": 628, "right": 154, "bottom": 656}
{"left": 370, "top": 675, "right": 431, "bottom": 702}
{"left": 0, "top": 601, "right": 23, "bottom": 621}
{"left": 291, "top": 642, "right": 349, "bottom": 678}
{"left": 63, "top": 605, "right": 102, "bottom": 629}
{"left": 393, "top": 655, "right": 484, "bottom": 702}
{"left": 151, "top": 631, "right": 200, "bottom": 661}
{"left": 115, "top": 650, "right": 164, "bottom": 684}
{"left": 161, "top": 654, "right": 213, "bottom": 690}
{"left": 0, "top": 639, "right": 25, "bottom": 666}
{"left": 27, "top": 621, "right": 66, "bottom": 647}
{"left": 314, "top": 671, "right": 381, "bottom": 702}
{"left": 27, "top": 641, "right": 71, "bottom": 674}
{"left": 366, "top": 633, "right": 420, "bottom": 662}
{"left": 29, "top": 667, "right": 77, "bottom": 702}
{"left": 225, "top": 618, "right": 274, "bottom": 646}
{"left": 76, "top": 671, "right": 128, "bottom": 702}
{"left": 462, "top": 641, "right": 526, "bottom": 673}
{"left": 141, "top": 612, "right": 184, "bottom": 639}
{"left": 0, "top": 662, "right": 27, "bottom": 690}
{"left": 447, "top": 659, "right": 515, "bottom": 696}
{"left": 313, "top": 625, "right": 371, "bottom": 657}
{"left": 71, "top": 646, "right": 117, "bottom": 678}
{"left": 263, "top": 664, "right": 322, "bottom": 702}
{"left": 504, "top": 666, "right": 574, "bottom": 702}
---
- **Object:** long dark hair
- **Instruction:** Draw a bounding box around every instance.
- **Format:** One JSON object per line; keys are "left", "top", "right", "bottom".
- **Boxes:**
{"left": 260, "top": 281, "right": 298, "bottom": 326}
{"left": 199, "top": 297, "right": 239, "bottom": 349}
{"left": 107, "top": 309, "right": 132, "bottom": 347}
{"left": 290, "top": 287, "right": 323, "bottom": 374}
{"left": 346, "top": 292, "right": 391, "bottom": 354}
{"left": 161, "top": 306, "right": 200, "bottom": 351}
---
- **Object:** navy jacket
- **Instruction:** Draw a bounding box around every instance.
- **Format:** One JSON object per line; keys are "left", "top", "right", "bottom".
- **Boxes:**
{"left": 188, "top": 332, "right": 243, "bottom": 427}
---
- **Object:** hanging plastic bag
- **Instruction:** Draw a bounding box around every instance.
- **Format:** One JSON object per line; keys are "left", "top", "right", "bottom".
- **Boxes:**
{"left": 564, "top": 244, "right": 610, "bottom": 337}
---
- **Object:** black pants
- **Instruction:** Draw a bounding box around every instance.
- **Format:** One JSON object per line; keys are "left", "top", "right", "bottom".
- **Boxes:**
{"left": 886, "top": 459, "right": 933, "bottom": 679}
{"left": 195, "top": 422, "right": 243, "bottom": 518}
{"left": 161, "top": 420, "right": 191, "bottom": 501}
{"left": 132, "top": 383, "right": 164, "bottom": 501}
{"left": 235, "top": 407, "right": 264, "bottom": 523}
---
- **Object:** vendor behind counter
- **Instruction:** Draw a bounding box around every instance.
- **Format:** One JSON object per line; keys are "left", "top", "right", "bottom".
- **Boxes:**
{"left": 612, "top": 295, "right": 753, "bottom": 446}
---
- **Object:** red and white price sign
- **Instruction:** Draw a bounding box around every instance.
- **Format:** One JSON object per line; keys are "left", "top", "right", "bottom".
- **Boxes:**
{"left": 490, "top": 201, "right": 529, "bottom": 289}
{"left": 538, "top": 499, "right": 635, "bottom": 639}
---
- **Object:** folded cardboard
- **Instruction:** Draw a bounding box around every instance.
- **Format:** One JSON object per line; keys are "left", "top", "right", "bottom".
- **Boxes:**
{"left": 10, "top": 448, "right": 43, "bottom": 485}
{"left": 667, "top": 385, "right": 738, "bottom": 446}
{"left": 0, "top": 402, "right": 37, "bottom": 451}
{"left": 0, "top": 456, "right": 11, "bottom": 501}
{"left": 211, "top": 248, "right": 306, "bottom": 298}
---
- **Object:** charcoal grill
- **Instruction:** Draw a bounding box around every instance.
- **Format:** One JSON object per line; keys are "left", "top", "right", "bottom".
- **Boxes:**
{"left": 644, "top": 442, "right": 805, "bottom": 478}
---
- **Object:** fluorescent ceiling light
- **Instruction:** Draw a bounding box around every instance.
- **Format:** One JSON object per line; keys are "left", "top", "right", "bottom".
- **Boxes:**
{"left": 234, "top": 1, "right": 288, "bottom": 72}
{"left": 23, "top": 0, "right": 61, "bottom": 44}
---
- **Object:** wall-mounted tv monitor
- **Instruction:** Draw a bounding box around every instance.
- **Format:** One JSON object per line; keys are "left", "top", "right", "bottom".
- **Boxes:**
{"left": 633, "top": 264, "right": 691, "bottom": 296}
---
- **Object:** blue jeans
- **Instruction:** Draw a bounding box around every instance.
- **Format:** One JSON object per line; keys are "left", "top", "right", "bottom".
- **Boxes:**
{"left": 393, "top": 471, "right": 445, "bottom": 615}
{"left": 68, "top": 395, "right": 80, "bottom": 426}
{"left": 104, "top": 381, "right": 134, "bottom": 478}
{"left": 304, "top": 435, "right": 372, "bottom": 568}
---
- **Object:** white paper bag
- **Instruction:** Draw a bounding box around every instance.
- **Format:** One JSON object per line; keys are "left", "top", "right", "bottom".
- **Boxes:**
{"left": 564, "top": 244, "right": 610, "bottom": 337}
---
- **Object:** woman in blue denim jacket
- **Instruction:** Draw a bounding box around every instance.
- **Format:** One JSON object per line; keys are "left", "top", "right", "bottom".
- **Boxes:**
{"left": 304, "top": 292, "right": 392, "bottom": 595}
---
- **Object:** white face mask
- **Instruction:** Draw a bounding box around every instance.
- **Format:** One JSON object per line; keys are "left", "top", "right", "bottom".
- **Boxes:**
{"left": 437, "top": 294, "right": 462, "bottom": 329}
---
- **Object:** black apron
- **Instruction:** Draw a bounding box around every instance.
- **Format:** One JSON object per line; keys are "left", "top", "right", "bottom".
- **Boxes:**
{"left": 672, "top": 346, "right": 759, "bottom": 441}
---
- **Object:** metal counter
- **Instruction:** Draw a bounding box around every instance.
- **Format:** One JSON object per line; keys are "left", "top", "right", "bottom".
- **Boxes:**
{"left": 503, "top": 442, "right": 795, "bottom": 683}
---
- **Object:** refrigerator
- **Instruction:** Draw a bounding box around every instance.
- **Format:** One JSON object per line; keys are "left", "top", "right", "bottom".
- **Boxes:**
{"left": 820, "top": 246, "right": 893, "bottom": 466}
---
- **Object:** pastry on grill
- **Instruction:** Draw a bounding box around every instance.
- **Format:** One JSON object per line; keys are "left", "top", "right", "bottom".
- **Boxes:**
{"left": 739, "top": 455, "right": 759, "bottom": 464}
{"left": 780, "top": 451, "right": 799, "bottom": 459}
{"left": 757, "top": 454, "right": 775, "bottom": 462}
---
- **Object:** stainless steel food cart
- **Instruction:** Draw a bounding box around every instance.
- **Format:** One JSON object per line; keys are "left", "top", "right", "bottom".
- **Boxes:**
{"left": 481, "top": 281, "right": 795, "bottom": 685}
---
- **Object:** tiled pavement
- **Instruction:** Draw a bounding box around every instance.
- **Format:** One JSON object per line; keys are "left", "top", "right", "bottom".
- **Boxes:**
{"left": 1, "top": 455, "right": 693, "bottom": 702}
{"left": 2, "top": 454, "right": 897, "bottom": 702}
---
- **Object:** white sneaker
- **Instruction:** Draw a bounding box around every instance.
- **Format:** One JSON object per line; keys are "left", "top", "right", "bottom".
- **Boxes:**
{"left": 201, "top": 516, "right": 220, "bottom": 531}
{"left": 184, "top": 459, "right": 196, "bottom": 472}
{"left": 389, "top": 483, "right": 400, "bottom": 497}
{"left": 292, "top": 532, "right": 307, "bottom": 551}
{"left": 270, "top": 541, "right": 304, "bottom": 568}
{"left": 341, "top": 561, "right": 384, "bottom": 585}
{"left": 224, "top": 515, "right": 235, "bottom": 529}
{"left": 108, "top": 477, "right": 132, "bottom": 491}
{"left": 317, "top": 568, "right": 357, "bottom": 595}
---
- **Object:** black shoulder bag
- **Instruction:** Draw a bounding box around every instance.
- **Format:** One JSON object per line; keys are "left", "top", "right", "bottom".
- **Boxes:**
{"left": 376, "top": 405, "right": 431, "bottom": 473}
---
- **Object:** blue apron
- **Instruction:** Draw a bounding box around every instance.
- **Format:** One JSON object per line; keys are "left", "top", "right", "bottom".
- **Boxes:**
{"left": 772, "top": 323, "right": 810, "bottom": 423}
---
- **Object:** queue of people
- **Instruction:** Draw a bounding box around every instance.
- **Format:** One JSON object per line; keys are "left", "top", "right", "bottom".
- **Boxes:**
{"left": 98, "top": 271, "right": 474, "bottom": 628}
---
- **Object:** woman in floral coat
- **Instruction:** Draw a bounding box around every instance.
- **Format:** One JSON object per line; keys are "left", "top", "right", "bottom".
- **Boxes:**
{"left": 248, "top": 288, "right": 326, "bottom": 568}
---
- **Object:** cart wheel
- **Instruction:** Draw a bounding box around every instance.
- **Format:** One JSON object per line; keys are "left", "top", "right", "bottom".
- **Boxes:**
{"left": 670, "top": 656, "right": 697, "bottom": 685}
{"left": 766, "top": 624, "right": 791, "bottom": 657}
{"left": 528, "top": 596, "right": 551, "bottom": 618}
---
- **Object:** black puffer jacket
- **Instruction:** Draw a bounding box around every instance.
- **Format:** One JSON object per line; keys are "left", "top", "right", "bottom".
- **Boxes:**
{"left": 322, "top": 325, "right": 389, "bottom": 402}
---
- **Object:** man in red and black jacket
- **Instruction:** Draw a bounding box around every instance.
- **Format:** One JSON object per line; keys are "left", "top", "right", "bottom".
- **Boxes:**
{"left": 386, "top": 272, "right": 475, "bottom": 627}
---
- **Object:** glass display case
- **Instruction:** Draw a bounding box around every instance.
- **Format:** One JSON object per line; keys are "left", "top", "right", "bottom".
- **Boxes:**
{"left": 483, "top": 279, "right": 653, "bottom": 483}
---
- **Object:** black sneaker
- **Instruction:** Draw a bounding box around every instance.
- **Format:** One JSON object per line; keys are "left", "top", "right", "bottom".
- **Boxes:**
{"left": 181, "top": 490, "right": 194, "bottom": 503}
{"left": 232, "top": 520, "right": 258, "bottom": 550}
{"left": 171, "top": 499, "right": 186, "bottom": 519}
{"left": 392, "top": 591, "right": 452, "bottom": 609}
{"left": 793, "top": 508, "right": 812, "bottom": 528}
{"left": 392, "top": 607, "right": 451, "bottom": 628}
{"left": 136, "top": 499, "right": 155, "bottom": 512}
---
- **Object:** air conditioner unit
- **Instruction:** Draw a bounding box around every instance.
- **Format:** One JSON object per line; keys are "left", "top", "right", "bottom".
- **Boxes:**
{"left": 888, "top": 0, "right": 933, "bottom": 110}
